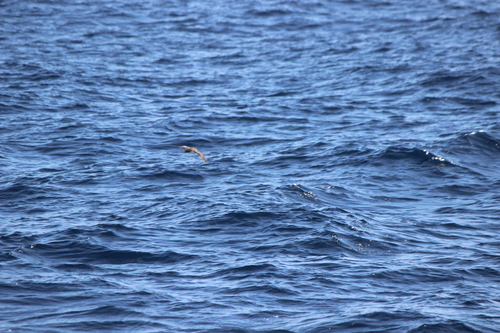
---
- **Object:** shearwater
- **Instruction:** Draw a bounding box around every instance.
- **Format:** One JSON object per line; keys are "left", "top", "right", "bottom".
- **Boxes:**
{"left": 180, "top": 146, "right": 208, "bottom": 162}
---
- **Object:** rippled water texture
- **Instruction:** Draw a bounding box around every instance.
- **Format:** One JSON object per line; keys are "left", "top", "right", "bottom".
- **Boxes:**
{"left": 1, "top": 0, "right": 500, "bottom": 332}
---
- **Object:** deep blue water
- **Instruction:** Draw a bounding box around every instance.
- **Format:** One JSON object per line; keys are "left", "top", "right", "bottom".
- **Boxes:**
{"left": 1, "top": 0, "right": 500, "bottom": 332}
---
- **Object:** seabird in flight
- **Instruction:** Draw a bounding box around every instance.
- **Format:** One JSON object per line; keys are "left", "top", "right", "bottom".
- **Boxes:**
{"left": 179, "top": 146, "right": 207, "bottom": 162}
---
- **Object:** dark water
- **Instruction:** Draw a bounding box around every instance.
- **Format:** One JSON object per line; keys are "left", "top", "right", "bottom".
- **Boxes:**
{"left": 1, "top": 0, "right": 500, "bottom": 332}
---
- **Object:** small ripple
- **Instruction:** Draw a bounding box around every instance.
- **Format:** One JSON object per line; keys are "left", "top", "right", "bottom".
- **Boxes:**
{"left": 32, "top": 241, "right": 196, "bottom": 265}
{"left": 408, "top": 321, "right": 482, "bottom": 333}
{"left": 140, "top": 169, "right": 204, "bottom": 181}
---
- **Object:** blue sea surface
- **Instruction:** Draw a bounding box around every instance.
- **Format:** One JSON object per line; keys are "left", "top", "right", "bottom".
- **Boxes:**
{"left": 1, "top": 0, "right": 500, "bottom": 332}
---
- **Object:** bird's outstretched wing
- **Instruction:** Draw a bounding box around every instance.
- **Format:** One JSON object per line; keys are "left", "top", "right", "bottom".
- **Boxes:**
{"left": 194, "top": 149, "right": 208, "bottom": 162}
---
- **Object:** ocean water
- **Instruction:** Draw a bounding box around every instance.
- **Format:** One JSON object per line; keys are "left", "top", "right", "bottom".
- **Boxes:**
{"left": 1, "top": 0, "right": 500, "bottom": 332}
